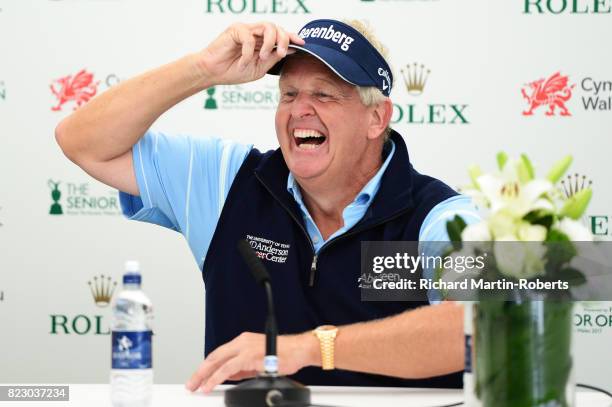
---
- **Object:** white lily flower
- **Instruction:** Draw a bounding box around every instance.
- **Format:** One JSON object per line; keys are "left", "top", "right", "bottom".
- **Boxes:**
{"left": 494, "top": 240, "right": 547, "bottom": 279}
{"left": 474, "top": 174, "right": 554, "bottom": 218}
{"left": 494, "top": 238, "right": 523, "bottom": 278}
{"left": 488, "top": 211, "right": 517, "bottom": 240}
{"left": 556, "top": 218, "right": 593, "bottom": 241}
{"left": 455, "top": 153, "right": 593, "bottom": 283}
{"left": 522, "top": 243, "right": 548, "bottom": 279}
{"left": 462, "top": 221, "right": 491, "bottom": 242}
{"left": 517, "top": 222, "right": 547, "bottom": 242}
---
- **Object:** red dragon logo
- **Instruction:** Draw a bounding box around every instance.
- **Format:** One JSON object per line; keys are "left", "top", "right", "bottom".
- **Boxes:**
{"left": 521, "top": 72, "right": 575, "bottom": 116}
{"left": 50, "top": 69, "right": 99, "bottom": 111}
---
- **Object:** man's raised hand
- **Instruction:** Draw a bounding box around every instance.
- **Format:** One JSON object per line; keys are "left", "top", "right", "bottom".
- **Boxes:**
{"left": 198, "top": 22, "right": 305, "bottom": 86}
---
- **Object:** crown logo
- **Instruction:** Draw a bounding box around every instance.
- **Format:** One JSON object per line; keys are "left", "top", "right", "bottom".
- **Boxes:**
{"left": 401, "top": 63, "right": 431, "bottom": 96}
{"left": 560, "top": 173, "right": 592, "bottom": 199}
{"left": 87, "top": 274, "right": 117, "bottom": 307}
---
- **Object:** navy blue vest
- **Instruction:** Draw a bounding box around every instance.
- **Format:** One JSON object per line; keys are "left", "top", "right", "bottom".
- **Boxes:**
{"left": 201, "top": 130, "right": 462, "bottom": 388}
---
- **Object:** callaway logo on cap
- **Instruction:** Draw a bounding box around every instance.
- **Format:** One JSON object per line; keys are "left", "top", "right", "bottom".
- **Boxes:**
{"left": 268, "top": 19, "right": 393, "bottom": 97}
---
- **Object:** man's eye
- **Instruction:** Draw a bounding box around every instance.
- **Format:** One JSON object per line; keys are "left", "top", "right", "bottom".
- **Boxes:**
{"left": 280, "top": 92, "right": 296, "bottom": 102}
{"left": 315, "top": 92, "right": 332, "bottom": 99}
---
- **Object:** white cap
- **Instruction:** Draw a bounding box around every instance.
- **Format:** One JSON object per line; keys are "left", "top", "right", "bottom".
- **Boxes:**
{"left": 125, "top": 260, "right": 140, "bottom": 272}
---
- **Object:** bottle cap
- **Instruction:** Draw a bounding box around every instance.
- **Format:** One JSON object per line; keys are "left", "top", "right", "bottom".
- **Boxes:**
{"left": 124, "top": 261, "right": 141, "bottom": 285}
{"left": 125, "top": 260, "right": 140, "bottom": 272}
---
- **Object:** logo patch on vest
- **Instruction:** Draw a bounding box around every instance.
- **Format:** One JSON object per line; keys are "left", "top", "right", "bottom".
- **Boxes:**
{"left": 245, "top": 234, "right": 290, "bottom": 264}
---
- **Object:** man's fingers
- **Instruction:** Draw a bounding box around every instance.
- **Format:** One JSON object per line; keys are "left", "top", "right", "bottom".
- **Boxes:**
{"left": 259, "top": 23, "right": 277, "bottom": 60}
{"left": 225, "top": 23, "right": 303, "bottom": 74}
{"left": 201, "top": 357, "right": 254, "bottom": 393}
{"left": 187, "top": 357, "right": 226, "bottom": 391}
{"left": 227, "top": 370, "right": 258, "bottom": 381}
{"left": 258, "top": 46, "right": 289, "bottom": 73}
{"left": 237, "top": 27, "right": 256, "bottom": 70}
{"left": 288, "top": 31, "right": 305, "bottom": 46}
{"left": 185, "top": 345, "right": 239, "bottom": 391}
{"left": 276, "top": 27, "right": 290, "bottom": 58}
{"left": 186, "top": 358, "right": 223, "bottom": 392}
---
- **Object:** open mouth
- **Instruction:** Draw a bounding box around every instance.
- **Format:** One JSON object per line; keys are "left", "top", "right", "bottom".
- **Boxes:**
{"left": 293, "top": 129, "right": 327, "bottom": 150}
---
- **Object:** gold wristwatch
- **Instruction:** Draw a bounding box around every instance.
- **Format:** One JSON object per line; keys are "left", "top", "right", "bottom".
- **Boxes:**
{"left": 313, "top": 325, "right": 339, "bottom": 370}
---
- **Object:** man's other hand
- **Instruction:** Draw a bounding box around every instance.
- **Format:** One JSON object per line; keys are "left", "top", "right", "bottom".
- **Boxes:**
{"left": 197, "top": 22, "right": 305, "bottom": 86}
{"left": 185, "top": 331, "right": 319, "bottom": 393}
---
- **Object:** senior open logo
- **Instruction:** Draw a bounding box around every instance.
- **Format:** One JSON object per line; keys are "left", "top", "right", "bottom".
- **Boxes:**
{"left": 47, "top": 179, "right": 120, "bottom": 217}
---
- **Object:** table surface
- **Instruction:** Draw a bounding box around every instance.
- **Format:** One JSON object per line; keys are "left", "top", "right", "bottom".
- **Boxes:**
{"left": 1, "top": 384, "right": 610, "bottom": 407}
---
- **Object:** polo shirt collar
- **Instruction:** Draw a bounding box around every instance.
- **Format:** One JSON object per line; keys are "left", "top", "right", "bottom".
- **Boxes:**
{"left": 254, "top": 130, "right": 415, "bottom": 229}
{"left": 286, "top": 139, "right": 396, "bottom": 209}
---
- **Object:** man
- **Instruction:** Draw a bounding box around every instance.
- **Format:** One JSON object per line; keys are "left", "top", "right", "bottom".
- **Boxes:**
{"left": 55, "top": 19, "right": 479, "bottom": 392}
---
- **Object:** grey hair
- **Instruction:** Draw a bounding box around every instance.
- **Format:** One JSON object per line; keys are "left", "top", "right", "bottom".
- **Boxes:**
{"left": 345, "top": 19, "right": 392, "bottom": 141}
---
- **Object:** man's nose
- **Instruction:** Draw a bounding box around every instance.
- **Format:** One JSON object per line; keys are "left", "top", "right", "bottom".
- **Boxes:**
{"left": 290, "top": 93, "right": 315, "bottom": 118}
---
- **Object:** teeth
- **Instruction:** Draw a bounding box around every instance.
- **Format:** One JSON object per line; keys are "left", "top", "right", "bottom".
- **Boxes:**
{"left": 298, "top": 143, "right": 318, "bottom": 150}
{"left": 294, "top": 129, "right": 324, "bottom": 139}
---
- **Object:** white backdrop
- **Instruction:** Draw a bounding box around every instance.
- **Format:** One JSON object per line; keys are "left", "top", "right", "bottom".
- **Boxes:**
{"left": 1, "top": 0, "right": 611, "bottom": 392}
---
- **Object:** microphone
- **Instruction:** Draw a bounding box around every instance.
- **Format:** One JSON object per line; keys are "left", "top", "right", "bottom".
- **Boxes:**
{"left": 237, "top": 239, "right": 277, "bottom": 363}
{"left": 224, "top": 240, "right": 311, "bottom": 407}
{"left": 237, "top": 239, "right": 270, "bottom": 284}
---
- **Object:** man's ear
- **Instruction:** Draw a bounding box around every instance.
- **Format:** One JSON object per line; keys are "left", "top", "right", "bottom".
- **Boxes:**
{"left": 367, "top": 98, "right": 393, "bottom": 140}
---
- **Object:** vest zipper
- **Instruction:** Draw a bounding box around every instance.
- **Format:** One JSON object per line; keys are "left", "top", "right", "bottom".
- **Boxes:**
{"left": 309, "top": 255, "right": 318, "bottom": 286}
{"left": 309, "top": 207, "right": 414, "bottom": 286}
{"left": 254, "top": 173, "right": 413, "bottom": 288}
{"left": 254, "top": 174, "right": 317, "bottom": 285}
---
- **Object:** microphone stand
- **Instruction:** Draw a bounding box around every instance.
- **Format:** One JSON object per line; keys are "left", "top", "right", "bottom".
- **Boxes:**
{"left": 225, "top": 240, "right": 311, "bottom": 407}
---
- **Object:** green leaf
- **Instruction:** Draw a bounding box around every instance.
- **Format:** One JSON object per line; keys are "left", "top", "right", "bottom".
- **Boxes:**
{"left": 517, "top": 162, "right": 530, "bottom": 183}
{"left": 560, "top": 188, "right": 593, "bottom": 220}
{"left": 558, "top": 267, "right": 587, "bottom": 286}
{"left": 468, "top": 165, "right": 482, "bottom": 189}
{"left": 546, "top": 229, "right": 570, "bottom": 242}
{"left": 446, "top": 217, "right": 464, "bottom": 250}
{"left": 520, "top": 154, "right": 535, "bottom": 180}
{"left": 524, "top": 210, "right": 554, "bottom": 229}
{"left": 454, "top": 215, "right": 468, "bottom": 232}
{"left": 496, "top": 152, "right": 508, "bottom": 171}
{"left": 545, "top": 238, "right": 577, "bottom": 274}
{"left": 475, "top": 301, "right": 573, "bottom": 406}
{"left": 546, "top": 155, "right": 572, "bottom": 184}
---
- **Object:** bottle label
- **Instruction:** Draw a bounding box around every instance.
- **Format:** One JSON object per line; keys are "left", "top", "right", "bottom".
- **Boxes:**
{"left": 112, "top": 331, "right": 152, "bottom": 369}
{"left": 464, "top": 334, "right": 472, "bottom": 373}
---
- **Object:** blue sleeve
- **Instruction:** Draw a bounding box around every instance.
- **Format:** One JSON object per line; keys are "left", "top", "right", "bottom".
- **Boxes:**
{"left": 418, "top": 194, "right": 482, "bottom": 303}
{"left": 119, "top": 130, "right": 252, "bottom": 267}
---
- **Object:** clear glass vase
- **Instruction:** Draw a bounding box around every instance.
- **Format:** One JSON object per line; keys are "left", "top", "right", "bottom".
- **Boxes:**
{"left": 473, "top": 299, "right": 575, "bottom": 407}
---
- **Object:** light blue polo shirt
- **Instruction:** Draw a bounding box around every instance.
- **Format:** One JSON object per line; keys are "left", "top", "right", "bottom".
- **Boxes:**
{"left": 120, "top": 131, "right": 481, "bottom": 299}
{"left": 286, "top": 142, "right": 396, "bottom": 251}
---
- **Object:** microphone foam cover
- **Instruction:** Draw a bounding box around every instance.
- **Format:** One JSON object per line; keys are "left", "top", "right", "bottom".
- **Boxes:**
{"left": 237, "top": 239, "right": 270, "bottom": 285}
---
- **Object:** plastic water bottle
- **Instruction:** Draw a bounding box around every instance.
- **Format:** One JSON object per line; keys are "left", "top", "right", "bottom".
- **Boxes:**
{"left": 110, "top": 261, "right": 153, "bottom": 407}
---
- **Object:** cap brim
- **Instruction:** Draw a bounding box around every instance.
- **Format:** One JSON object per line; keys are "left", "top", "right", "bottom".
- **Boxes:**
{"left": 268, "top": 43, "right": 373, "bottom": 87}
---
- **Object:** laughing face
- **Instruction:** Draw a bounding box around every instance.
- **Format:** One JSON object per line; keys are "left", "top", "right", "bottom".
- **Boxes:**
{"left": 275, "top": 54, "right": 386, "bottom": 187}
